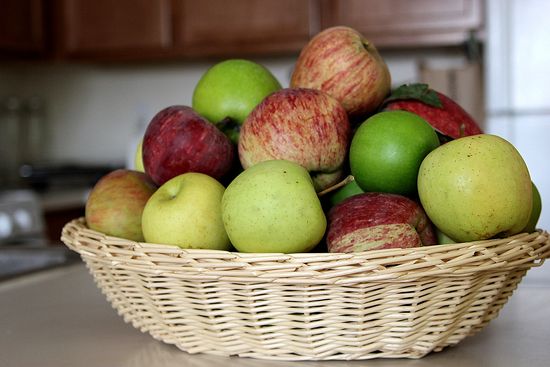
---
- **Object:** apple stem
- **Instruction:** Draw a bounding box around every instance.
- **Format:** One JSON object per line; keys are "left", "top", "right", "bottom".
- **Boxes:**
{"left": 215, "top": 117, "right": 234, "bottom": 130}
{"left": 317, "top": 175, "right": 355, "bottom": 197}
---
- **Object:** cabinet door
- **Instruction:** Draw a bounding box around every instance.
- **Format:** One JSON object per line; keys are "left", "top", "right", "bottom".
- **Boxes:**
{"left": 174, "top": 0, "right": 315, "bottom": 56}
{"left": 58, "top": 0, "right": 174, "bottom": 58}
{"left": 0, "top": 0, "right": 45, "bottom": 55}
{"left": 321, "top": 0, "right": 483, "bottom": 48}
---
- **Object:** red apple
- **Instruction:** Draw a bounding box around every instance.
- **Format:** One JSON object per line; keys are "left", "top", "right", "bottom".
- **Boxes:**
{"left": 143, "top": 106, "right": 234, "bottom": 186}
{"left": 327, "top": 192, "right": 437, "bottom": 253}
{"left": 383, "top": 83, "right": 483, "bottom": 140}
{"left": 238, "top": 88, "right": 351, "bottom": 191}
{"left": 290, "top": 26, "right": 391, "bottom": 120}
{"left": 85, "top": 169, "right": 157, "bottom": 242}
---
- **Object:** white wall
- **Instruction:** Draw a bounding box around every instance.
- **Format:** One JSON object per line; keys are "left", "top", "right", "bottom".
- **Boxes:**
{"left": 0, "top": 49, "right": 468, "bottom": 168}
{"left": 485, "top": 0, "right": 550, "bottom": 285}
{"left": 2, "top": 58, "right": 297, "bottom": 166}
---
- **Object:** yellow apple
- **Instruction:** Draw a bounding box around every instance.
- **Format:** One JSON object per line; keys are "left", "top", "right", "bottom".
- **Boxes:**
{"left": 418, "top": 134, "right": 532, "bottom": 242}
{"left": 523, "top": 182, "right": 542, "bottom": 233}
{"left": 134, "top": 139, "right": 144, "bottom": 173}
{"left": 222, "top": 160, "right": 326, "bottom": 253}
{"left": 141, "top": 173, "right": 230, "bottom": 250}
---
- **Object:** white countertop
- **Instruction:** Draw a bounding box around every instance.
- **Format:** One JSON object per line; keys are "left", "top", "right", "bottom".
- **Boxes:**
{"left": 1, "top": 263, "right": 549, "bottom": 367}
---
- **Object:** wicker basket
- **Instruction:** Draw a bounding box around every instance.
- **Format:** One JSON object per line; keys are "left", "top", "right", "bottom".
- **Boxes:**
{"left": 61, "top": 218, "right": 550, "bottom": 361}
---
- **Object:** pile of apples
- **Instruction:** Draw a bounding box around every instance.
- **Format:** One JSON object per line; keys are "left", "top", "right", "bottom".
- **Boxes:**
{"left": 85, "top": 26, "right": 541, "bottom": 254}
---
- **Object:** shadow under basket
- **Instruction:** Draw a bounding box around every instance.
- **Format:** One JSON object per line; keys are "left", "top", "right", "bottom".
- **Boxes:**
{"left": 61, "top": 218, "right": 550, "bottom": 361}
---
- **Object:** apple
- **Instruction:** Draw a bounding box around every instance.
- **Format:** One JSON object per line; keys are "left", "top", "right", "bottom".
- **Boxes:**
{"left": 327, "top": 193, "right": 437, "bottom": 253}
{"left": 134, "top": 139, "right": 144, "bottom": 173}
{"left": 418, "top": 134, "right": 532, "bottom": 242}
{"left": 85, "top": 169, "right": 156, "bottom": 242}
{"left": 222, "top": 160, "right": 327, "bottom": 253}
{"left": 141, "top": 172, "right": 230, "bottom": 250}
{"left": 349, "top": 110, "right": 440, "bottom": 197}
{"left": 238, "top": 88, "right": 351, "bottom": 191}
{"left": 523, "top": 182, "right": 542, "bottom": 233}
{"left": 142, "top": 105, "right": 234, "bottom": 186}
{"left": 383, "top": 83, "right": 483, "bottom": 140}
{"left": 192, "top": 59, "right": 282, "bottom": 143}
{"left": 290, "top": 26, "right": 391, "bottom": 120}
{"left": 436, "top": 228, "right": 456, "bottom": 245}
{"left": 327, "top": 179, "right": 364, "bottom": 207}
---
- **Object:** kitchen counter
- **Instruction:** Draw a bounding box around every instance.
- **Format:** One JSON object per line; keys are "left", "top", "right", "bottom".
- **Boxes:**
{"left": 1, "top": 263, "right": 549, "bottom": 367}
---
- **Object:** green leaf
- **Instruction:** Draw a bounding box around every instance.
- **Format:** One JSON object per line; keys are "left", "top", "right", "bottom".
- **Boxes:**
{"left": 383, "top": 83, "right": 443, "bottom": 108}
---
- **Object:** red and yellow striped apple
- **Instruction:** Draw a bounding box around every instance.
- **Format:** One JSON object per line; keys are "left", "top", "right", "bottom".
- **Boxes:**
{"left": 238, "top": 88, "right": 351, "bottom": 191}
{"left": 85, "top": 169, "right": 157, "bottom": 242}
{"left": 290, "top": 26, "right": 391, "bottom": 120}
{"left": 327, "top": 193, "right": 437, "bottom": 253}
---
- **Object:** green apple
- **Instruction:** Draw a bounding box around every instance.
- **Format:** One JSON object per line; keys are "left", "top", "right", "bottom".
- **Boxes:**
{"left": 85, "top": 169, "right": 156, "bottom": 241}
{"left": 435, "top": 228, "right": 456, "bottom": 245}
{"left": 327, "top": 179, "right": 364, "bottom": 207}
{"left": 523, "top": 182, "right": 542, "bottom": 233}
{"left": 222, "top": 160, "right": 326, "bottom": 253}
{"left": 418, "top": 134, "right": 532, "bottom": 242}
{"left": 192, "top": 59, "right": 282, "bottom": 143}
{"left": 141, "top": 172, "right": 230, "bottom": 250}
{"left": 134, "top": 139, "right": 144, "bottom": 173}
{"left": 350, "top": 110, "right": 440, "bottom": 197}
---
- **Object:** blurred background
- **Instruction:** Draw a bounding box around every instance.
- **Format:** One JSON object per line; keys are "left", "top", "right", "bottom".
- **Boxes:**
{"left": 1, "top": 0, "right": 548, "bottom": 281}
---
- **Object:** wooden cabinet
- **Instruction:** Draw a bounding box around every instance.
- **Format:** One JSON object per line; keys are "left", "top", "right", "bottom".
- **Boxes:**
{"left": 56, "top": 0, "right": 315, "bottom": 60}
{"left": 0, "top": 0, "right": 47, "bottom": 56}
{"left": 1, "top": 0, "right": 485, "bottom": 61}
{"left": 43, "top": 206, "right": 84, "bottom": 245}
{"left": 56, "top": 0, "right": 174, "bottom": 59}
{"left": 320, "top": 0, "right": 483, "bottom": 48}
{"left": 174, "top": 0, "right": 315, "bottom": 57}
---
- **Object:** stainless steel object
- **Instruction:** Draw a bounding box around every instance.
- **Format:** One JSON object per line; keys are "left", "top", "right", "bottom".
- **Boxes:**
{"left": 0, "top": 189, "right": 78, "bottom": 280}
{"left": 0, "top": 190, "right": 45, "bottom": 243}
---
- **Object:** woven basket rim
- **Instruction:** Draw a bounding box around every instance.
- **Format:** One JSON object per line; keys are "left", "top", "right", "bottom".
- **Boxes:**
{"left": 64, "top": 217, "right": 548, "bottom": 252}
{"left": 61, "top": 217, "right": 550, "bottom": 284}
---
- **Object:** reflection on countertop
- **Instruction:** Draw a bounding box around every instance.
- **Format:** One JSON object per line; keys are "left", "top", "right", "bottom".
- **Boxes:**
{"left": 0, "top": 244, "right": 80, "bottom": 281}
